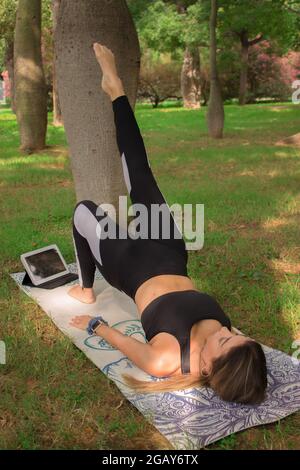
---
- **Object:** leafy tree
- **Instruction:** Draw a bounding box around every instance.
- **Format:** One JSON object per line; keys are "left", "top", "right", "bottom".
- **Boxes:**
{"left": 218, "top": 0, "right": 298, "bottom": 104}
{"left": 128, "top": 0, "right": 209, "bottom": 106}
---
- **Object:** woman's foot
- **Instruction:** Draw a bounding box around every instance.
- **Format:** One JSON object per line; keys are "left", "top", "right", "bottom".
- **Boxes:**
{"left": 68, "top": 285, "right": 96, "bottom": 304}
{"left": 93, "top": 42, "right": 125, "bottom": 101}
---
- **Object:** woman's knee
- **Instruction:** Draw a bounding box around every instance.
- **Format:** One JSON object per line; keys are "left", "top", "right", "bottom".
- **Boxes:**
{"left": 74, "top": 199, "right": 97, "bottom": 211}
{"left": 73, "top": 200, "right": 98, "bottom": 226}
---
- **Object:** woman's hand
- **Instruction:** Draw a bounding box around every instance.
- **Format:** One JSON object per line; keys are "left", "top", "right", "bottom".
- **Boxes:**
{"left": 70, "top": 315, "right": 94, "bottom": 331}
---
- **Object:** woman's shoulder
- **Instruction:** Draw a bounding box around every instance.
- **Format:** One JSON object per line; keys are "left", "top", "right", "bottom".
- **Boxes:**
{"left": 149, "top": 332, "right": 182, "bottom": 376}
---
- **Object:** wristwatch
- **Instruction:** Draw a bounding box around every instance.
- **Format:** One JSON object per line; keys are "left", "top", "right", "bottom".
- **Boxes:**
{"left": 87, "top": 316, "right": 109, "bottom": 335}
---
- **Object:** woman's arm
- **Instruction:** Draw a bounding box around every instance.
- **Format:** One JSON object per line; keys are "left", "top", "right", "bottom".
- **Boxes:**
{"left": 70, "top": 315, "right": 164, "bottom": 376}
{"left": 95, "top": 323, "right": 165, "bottom": 375}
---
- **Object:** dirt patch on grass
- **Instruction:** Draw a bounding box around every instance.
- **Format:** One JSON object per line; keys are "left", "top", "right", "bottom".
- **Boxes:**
{"left": 228, "top": 214, "right": 300, "bottom": 240}
{"left": 267, "top": 245, "right": 300, "bottom": 275}
{"left": 36, "top": 145, "right": 70, "bottom": 159}
{"left": 225, "top": 215, "right": 300, "bottom": 273}
{"left": 269, "top": 259, "right": 300, "bottom": 275}
{"left": 276, "top": 133, "right": 300, "bottom": 148}
{"left": 270, "top": 105, "right": 295, "bottom": 111}
{"left": 227, "top": 221, "right": 261, "bottom": 232}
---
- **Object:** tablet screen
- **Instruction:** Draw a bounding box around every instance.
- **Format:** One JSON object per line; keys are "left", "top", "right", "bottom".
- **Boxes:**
{"left": 25, "top": 248, "right": 66, "bottom": 281}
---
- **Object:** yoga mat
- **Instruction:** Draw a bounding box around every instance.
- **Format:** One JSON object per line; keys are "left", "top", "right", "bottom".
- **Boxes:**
{"left": 11, "top": 264, "right": 300, "bottom": 450}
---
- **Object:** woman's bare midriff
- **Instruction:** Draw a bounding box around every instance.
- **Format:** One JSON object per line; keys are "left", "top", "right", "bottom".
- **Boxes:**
{"left": 134, "top": 274, "right": 196, "bottom": 317}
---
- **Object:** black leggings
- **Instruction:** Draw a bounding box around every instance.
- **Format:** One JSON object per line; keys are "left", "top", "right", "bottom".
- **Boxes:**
{"left": 72, "top": 95, "right": 188, "bottom": 300}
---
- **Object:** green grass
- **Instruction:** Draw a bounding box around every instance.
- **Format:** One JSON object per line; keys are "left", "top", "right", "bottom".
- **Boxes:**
{"left": 0, "top": 100, "right": 300, "bottom": 450}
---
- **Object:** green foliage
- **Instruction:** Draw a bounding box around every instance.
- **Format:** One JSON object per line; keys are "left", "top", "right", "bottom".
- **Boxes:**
{"left": 0, "top": 0, "right": 53, "bottom": 70}
{"left": 0, "top": 0, "right": 17, "bottom": 41}
{"left": 0, "top": 0, "right": 17, "bottom": 69}
{"left": 218, "top": 0, "right": 298, "bottom": 53}
{"left": 136, "top": 0, "right": 185, "bottom": 52}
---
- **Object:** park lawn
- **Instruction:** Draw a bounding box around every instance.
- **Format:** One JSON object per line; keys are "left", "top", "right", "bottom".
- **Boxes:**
{"left": 0, "top": 100, "right": 299, "bottom": 450}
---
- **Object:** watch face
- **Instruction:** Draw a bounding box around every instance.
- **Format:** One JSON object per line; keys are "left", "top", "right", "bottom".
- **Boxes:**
{"left": 92, "top": 320, "right": 101, "bottom": 331}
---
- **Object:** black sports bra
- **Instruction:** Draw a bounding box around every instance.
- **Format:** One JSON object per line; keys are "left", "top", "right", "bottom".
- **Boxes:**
{"left": 140, "top": 289, "right": 232, "bottom": 375}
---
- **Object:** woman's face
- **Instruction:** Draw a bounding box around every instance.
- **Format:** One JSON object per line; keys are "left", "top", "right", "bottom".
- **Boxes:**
{"left": 200, "top": 326, "right": 250, "bottom": 375}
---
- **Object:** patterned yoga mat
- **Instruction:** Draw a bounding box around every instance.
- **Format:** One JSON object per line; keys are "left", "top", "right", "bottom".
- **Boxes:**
{"left": 11, "top": 264, "right": 300, "bottom": 449}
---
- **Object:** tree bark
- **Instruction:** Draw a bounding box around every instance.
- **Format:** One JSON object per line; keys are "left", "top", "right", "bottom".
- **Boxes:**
{"left": 4, "top": 40, "right": 16, "bottom": 114}
{"left": 55, "top": 0, "right": 140, "bottom": 208}
{"left": 181, "top": 45, "right": 201, "bottom": 109}
{"left": 207, "top": 0, "right": 224, "bottom": 139}
{"left": 239, "top": 34, "right": 249, "bottom": 105}
{"left": 51, "top": 0, "right": 63, "bottom": 126}
{"left": 14, "top": 0, "right": 48, "bottom": 153}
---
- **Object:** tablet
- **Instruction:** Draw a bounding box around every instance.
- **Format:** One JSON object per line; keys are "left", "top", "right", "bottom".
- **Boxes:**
{"left": 20, "top": 244, "right": 70, "bottom": 286}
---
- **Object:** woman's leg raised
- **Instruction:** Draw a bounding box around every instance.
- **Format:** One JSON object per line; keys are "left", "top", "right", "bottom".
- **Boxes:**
{"left": 96, "top": 44, "right": 187, "bottom": 257}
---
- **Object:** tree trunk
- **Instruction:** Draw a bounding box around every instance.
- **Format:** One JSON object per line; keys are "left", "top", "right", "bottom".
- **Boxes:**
{"left": 14, "top": 0, "right": 48, "bottom": 153}
{"left": 55, "top": 0, "right": 140, "bottom": 209}
{"left": 238, "top": 31, "right": 263, "bottom": 106}
{"left": 239, "top": 32, "right": 249, "bottom": 105}
{"left": 4, "top": 41, "right": 16, "bottom": 114}
{"left": 181, "top": 45, "right": 201, "bottom": 109}
{"left": 207, "top": 0, "right": 224, "bottom": 139}
{"left": 52, "top": 0, "right": 63, "bottom": 126}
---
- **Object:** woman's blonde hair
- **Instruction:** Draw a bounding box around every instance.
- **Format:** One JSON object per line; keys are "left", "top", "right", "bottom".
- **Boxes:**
{"left": 122, "top": 340, "right": 268, "bottom": 405}
{"left": 122, "top": 371, "right": 202, "bottom": 394}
